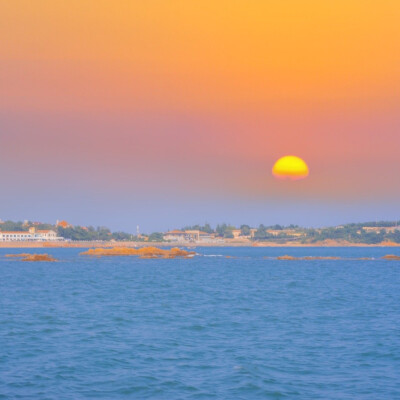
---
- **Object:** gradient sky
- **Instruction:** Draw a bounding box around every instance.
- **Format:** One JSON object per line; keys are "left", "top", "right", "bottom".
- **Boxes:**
{"left": 1, "top": 0, "right": 399, "bottom": 231}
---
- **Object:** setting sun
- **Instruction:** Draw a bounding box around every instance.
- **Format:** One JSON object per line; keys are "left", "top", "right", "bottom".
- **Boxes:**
{"left": 272, "top": 156, "right": 309, "bottom": 180}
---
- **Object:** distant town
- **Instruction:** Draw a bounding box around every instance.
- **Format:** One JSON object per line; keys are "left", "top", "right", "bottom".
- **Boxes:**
{"left": 0, "top": 219, "right": 399, "bottom": 245}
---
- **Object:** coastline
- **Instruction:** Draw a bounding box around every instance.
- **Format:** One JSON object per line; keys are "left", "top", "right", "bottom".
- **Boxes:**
{"left": 0, "top": 240, "right": 399, "bottom": 248}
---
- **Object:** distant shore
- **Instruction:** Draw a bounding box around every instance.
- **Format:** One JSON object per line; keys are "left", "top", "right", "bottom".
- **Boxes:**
{"left": 0, "top": 240, "right": 399, "bottom": 248}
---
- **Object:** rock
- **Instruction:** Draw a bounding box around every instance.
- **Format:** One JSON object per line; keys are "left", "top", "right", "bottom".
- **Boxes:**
{"left": 21, "top": 254, "right": 57, "bottom": 262}
{"left": 382, "top": 254, "right": 400, "bottom": 260}
{"left": 276, "top": 255, "right": 342, "bottom": 260}
{"left": 277, "top": 255, "right": 298, "bottom": 260}
{"left": 80, "top": 246, "right": 196, "bottom": 259}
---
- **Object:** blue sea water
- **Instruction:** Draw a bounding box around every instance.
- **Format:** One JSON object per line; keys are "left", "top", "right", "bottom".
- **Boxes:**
{"left": 0, "top": 247, "right": 399, "bottom": 399}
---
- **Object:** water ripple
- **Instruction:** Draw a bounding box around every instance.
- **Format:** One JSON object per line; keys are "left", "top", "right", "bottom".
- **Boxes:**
{"left": 1, "top": 247, "right": 400, "bottom": 399}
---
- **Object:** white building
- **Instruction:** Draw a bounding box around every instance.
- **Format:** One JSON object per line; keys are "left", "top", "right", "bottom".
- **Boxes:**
{"left": 0, "top": 227, "right": 62, "bottom": 242}
{"left": 163, "top": 230, "right": 187, "bottom": 242}
{"left": 163, "top": 230, "right": 216, "bottom": 243}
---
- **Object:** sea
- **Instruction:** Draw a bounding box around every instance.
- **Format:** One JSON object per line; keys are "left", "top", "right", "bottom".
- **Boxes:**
{"left": 1, "top": 247, "right": 399, "bottom": 399}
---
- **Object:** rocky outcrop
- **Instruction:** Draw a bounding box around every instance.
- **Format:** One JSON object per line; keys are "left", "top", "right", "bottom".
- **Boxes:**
{"left": 80, "top": 246, "right": 196, "bottom": 259}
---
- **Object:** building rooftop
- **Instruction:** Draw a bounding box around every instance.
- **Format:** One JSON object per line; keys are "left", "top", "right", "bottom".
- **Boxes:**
{"left": 57, "top": 220, "right": 71, "bottom": 228}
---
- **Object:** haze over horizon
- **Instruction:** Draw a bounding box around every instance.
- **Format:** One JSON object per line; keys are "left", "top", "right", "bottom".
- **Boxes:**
{"left": 1, "top": 1, "right": 399, "bottom": 231}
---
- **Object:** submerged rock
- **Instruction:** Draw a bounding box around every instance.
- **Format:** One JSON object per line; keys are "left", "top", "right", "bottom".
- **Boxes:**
{"left": 277, "top": 255, "right": 298, "bottom": 260}
{"left": 6, "top": 253, "right": 57, "bottom": 261}
{"left": 22, "top": 254, "right": 57, "bottom": 262}
{"left": 276, "top": 255, "right": 342, "bottom": 260}
{"left": 382, "top": 254, "right": 400, "bottom": 260}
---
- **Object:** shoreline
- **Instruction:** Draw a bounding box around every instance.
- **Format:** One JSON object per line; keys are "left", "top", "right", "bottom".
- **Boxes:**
{"left": 0, "top": 241, "right": 399, "bottom": 248}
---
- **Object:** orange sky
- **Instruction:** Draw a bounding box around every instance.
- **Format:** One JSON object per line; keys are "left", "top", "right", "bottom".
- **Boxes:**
{"left": 1, "top": 1, "right": 399, "bottom": 228}
{"left": 2, "top": 0, "right": 400, "bottom": 112}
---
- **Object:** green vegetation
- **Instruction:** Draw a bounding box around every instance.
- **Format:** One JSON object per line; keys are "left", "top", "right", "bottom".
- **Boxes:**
{"left": 57, "top": 225, "right": 143, "bottom": 241}
{"left": 0, "top": 221, "right": 27, "bottom": 231}
{"left": 240, "top": 225, "right": 251, "bottom": 236}
{"left": 215, "top": 223, "right": 236, "bottom": 238}
{"left": 301, "top": 225, "right": 398, "bottom": 244}
{"left": 182, "top": 223, "right": 213, "bottom": 233}
{"left": 57, "top": 226, "right": 114, "bottom": 241}
{"left": 148, "top": 232, "right": 164, "bottom": 242}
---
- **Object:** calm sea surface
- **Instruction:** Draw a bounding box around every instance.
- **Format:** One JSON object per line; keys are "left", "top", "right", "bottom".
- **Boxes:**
{"left": 1, "top": 247, "right": 399, "bottom": 399}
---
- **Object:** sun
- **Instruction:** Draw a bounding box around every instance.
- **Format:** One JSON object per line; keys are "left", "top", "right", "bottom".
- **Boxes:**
{"left": 272, "top": 155, "right": 309, "bottom": 180}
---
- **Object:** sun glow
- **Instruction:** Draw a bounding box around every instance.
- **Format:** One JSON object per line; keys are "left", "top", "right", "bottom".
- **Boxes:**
{"left": 272, "top": 156, "right": 309, "bottom": 180}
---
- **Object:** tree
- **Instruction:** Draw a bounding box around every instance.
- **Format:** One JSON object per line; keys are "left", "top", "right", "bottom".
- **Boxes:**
{"left": 388, "top": 230, "right": 400, "bottom": 243}
{"left": 0, "top": 220, "right": 26, "bottom": 232}
{"left": 224, "top": 230, "right": 234, "bottom": 238}
{"left": 182, "top": 223, "right": 214, "bottom": 233}
{"left": 202, "top": 223, "right": 213, "bottom": 233}
{"left": 148, "top": 232, "right": 164, "bottom": 242}
{"left": 216, "top": 223, "right": 228, "bottom": 237}
{"left": 240, "top": 224, "right": 251, "bottom": 236}
{"left": 112, "top": 232, "right": 132, "bottom": 241}
{"left": 254, "top": 224, "right": 268, "bottom": 240}
{"left": 271, "top": 224, "right": 283, "bottom": 230}
{"left": 35, "top": 223, "right": 54, "bottom": 230}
